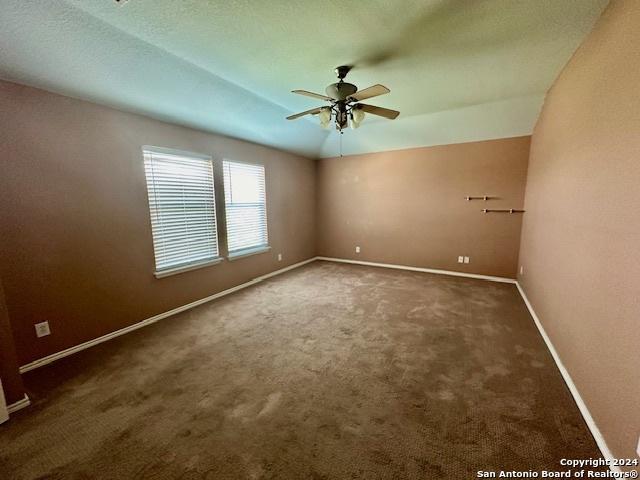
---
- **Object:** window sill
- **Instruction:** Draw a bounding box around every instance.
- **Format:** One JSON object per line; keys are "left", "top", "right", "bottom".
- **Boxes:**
{"left": 227, "top": 245, "right": 271, "bottom": 261}
{"left": 154, "top": 257, "right": 223, "bottom": 279}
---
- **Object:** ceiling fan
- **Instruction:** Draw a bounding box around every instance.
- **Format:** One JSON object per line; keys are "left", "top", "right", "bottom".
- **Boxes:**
{"left": 286, "top": 65, "right": 399, "bottom": 131}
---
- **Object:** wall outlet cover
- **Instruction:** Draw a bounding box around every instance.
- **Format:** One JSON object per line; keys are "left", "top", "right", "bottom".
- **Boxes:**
{"left": 355, "top": 246, "right": 361, "bottom": 253}
{"left": 277, "top": 253, "right": 282, "bottom": 261}
{"left": 35, "top": 321, "right": 51, "bottom": 338}
{"left": 464, "top": 256, "right": 470, "bottom": 264}
{"left": 458, "top": 256, "right": 464, "bottom": 263}
{"left": 520, "top": 265, "right": 524, "bottom": 275}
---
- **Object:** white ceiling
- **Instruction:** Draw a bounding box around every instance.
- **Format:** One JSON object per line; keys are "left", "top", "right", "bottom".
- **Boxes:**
{"left": 0, "top": 0, "right": 608, "bottom": 158}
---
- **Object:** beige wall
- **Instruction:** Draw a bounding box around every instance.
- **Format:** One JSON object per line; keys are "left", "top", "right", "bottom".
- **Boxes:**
{"left": 316, "top": 137, "right": 530, "bottom": 278}
{"left": 0, "top": 80, "right": 316, "bottom": 366}
{"left": 518, "top": 0, "right": 640, "bottom": 461}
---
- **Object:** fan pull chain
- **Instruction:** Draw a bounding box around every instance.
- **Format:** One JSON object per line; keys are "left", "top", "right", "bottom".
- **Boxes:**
{"left": 339, "top": 130, "right": 343, "bottom": 157}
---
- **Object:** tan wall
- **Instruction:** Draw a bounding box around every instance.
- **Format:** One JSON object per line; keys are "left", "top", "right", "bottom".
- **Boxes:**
{"left": 0, "top": 278, "right": 25, "bottom": 404}
{"left": 518, "top": 0, "right": 640, "bottom": 461}
{"left": 0, "top": 80, "right": 316, "bottom": 366}
{"left": 316, "top": 137, "right": 530, "bottom": 278}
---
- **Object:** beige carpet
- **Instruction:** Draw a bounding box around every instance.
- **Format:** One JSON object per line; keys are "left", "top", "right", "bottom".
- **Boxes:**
{"left": 0, "top": 261, "right": 602, "bottom": 479}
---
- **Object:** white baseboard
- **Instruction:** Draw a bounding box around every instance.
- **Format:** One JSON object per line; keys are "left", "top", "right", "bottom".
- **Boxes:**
{"left": 316, "top": 256, "right": 517, "bottom": 284}
{"left": 7, "top": 394, "right": 31, "bottom": 414}
{"left": 19, "top": 257, "right": 317, "bottom": 373}
{"left": 515, "top": 282, "right": 619, "bottom": 474}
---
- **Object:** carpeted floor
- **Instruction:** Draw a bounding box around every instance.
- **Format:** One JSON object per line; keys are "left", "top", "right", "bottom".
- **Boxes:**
{"left": 0, "top": 261, "right": 602, "bottom": 479}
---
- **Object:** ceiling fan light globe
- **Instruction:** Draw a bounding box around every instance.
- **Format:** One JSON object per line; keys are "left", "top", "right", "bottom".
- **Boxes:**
{"left": 319, "top": 107, "right": 332, "bottom": 128}
{"left": 353, "top": 108, "right": 365, "bottom": 124}
{"left": 319, "top": 107, "right": 331, "bottom": 123}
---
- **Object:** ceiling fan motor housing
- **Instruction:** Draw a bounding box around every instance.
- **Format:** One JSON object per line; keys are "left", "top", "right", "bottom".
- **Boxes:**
{"left": 325, "top": 82, "right": 357, "bottom": 101}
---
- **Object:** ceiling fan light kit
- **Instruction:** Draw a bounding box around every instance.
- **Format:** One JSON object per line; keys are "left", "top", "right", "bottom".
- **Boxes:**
{"left": 287, "top": 65, "right": 400, "bottom": 132}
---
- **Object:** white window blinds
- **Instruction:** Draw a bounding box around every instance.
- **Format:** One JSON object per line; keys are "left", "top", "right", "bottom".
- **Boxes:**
{"left": 223, "top": 160, "right": 268, "bottom": 255}
{"left": 143, "top": 148, "right": 219, "bottom": 275}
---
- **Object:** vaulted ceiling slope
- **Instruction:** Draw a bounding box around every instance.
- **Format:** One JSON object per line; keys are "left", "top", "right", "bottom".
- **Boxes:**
{"left": 0, "top": 0, "right": 608, "bottom": 158}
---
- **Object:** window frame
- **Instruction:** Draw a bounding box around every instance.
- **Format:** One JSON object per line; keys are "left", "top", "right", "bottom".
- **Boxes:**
{"left": 142, "top": 146, "right": 223, "bottom": 278}
{"left": 222, "top": 159, "right": 270, "bottom": 260}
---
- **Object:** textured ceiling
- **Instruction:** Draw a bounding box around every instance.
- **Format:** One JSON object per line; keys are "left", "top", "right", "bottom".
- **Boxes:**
{"left": 0, "top": 0, "right": 608, "bottom": 158}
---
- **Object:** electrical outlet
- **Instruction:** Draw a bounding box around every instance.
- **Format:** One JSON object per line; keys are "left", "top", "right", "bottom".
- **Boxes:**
{"left": 458, "top": 256, "right": 464, "bottom": 263}
{"left": 35, "top": 321, "right": 50, "bottom": 338}
{"left": 520, "top": 265, "right": 524, "bottom": 275}
{"left": 277, "top": 253, "right": 282, "bottom": 262}
{"left": 355, "top": 246, "right": 360, "bottom": 254}
{"left": 464, "top": 256, "right": 470, "bottom": 264}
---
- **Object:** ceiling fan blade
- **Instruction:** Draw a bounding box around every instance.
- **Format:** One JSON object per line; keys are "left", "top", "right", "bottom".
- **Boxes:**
{"left": 358, "top": 103, "right": 400, "bottom": 120}
{"left": 349, "top": 84, "right": 390, "bottom": 102}
{"left": 291, "top": 90, "right": 333, "bottom": 101}
{"left": 286, "top": 107, "right": 324, "bottom": 120}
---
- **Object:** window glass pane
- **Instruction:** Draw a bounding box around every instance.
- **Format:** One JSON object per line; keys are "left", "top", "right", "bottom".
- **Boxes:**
{"left": 223, "top": 161, "right": 268, "bottom": 254}
{"left": 143, "top": 148, "right": 218, "bottom": 272}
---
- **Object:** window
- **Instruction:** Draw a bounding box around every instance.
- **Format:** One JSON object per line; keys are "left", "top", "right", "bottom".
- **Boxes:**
{"left": 143, "top": 147, "right": 220, "bottom": 277}
{"left": 223, "top": 160, "right": 268, "bottom": 258}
